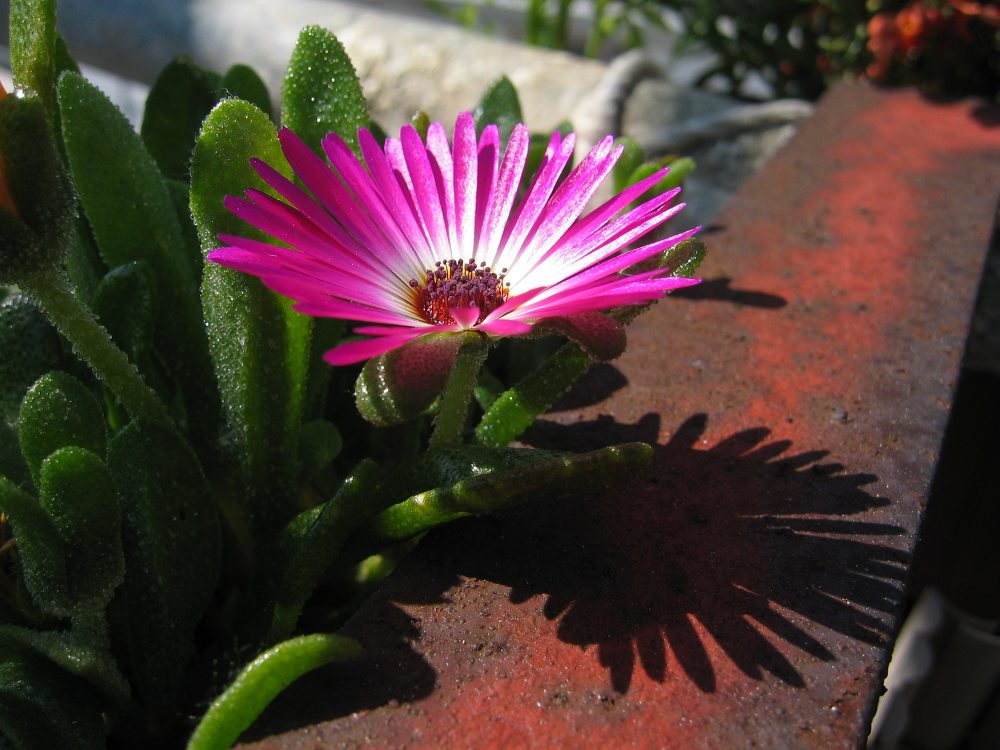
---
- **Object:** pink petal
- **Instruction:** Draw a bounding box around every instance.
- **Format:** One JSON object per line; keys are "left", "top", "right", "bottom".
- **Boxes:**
{"left": 359, "top": 129, "right": 436, "bottom": 272}
{"left": 449, "top": 304, "right": 480, "bottom": 328}
{"left": 324, "top": 329, "right": 434, "bottom": 366}
{"left": 478, "top": 124, "right": 530, "bottom": 266}
{"left": 427, "top": 122, "right": 459, "bottom": 256}
{"left": 493, "top": 131, "right": 575, "bottom": 272}
{"left": 477, "top": 318, "right": 533, "bottom": 336}
{"left": 401, "top": 124, "right": 449, "bottom": 253}
{"left": 452, "top": 112, "right": 478, "bottom": 259}
{"left": 474, "top": 124, "right": 500, "bottom": 262}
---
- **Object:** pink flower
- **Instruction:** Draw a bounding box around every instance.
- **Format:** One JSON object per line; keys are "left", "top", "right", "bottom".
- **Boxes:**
{"left": 208, "top": 113, "right": 699, "bottom": 366}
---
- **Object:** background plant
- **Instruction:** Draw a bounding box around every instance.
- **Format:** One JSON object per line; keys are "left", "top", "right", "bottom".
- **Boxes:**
{"left": 0, "top": 0, "right": 702, "bottom": 747}
{"left": 433, "top": 0, "right": 998, "bottom": 99}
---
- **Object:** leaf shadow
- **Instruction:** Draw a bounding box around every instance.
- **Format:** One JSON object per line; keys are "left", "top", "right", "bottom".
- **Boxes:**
{"left": 407, "top": 412, "right": 907, "bottom": 694}
{"left": 245, "top": 412, "right": 908, "bottom": 740}
{"left": 670, "top": 276, "right": 788, "bottom": 308}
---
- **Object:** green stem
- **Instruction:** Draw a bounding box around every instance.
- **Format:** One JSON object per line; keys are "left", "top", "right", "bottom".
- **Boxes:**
{"left": 21, "top": 267, "right": 171, "bottom": 424}
{"left": 428, "top": 332, "right": 489, "bottom": 452}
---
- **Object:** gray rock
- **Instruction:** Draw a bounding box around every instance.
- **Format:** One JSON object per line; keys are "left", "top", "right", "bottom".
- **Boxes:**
{"left": 0, "top": 0, "right": 812, "bottom": 229}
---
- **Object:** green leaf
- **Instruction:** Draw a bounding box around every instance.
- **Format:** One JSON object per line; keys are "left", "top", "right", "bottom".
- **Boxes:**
{"left": 305, "top": 318, "right": 345, "bottom": 416}
{"left": 0, "top": 295, "right": 62, "bottom": 424}
{"left": 375, "top": 445, "right": 567, "bottom": 509}
{"left": 0, "top": 94, "right": 75, "bottom": 283}
{"left": 0, "top": 645, "right": 106, "bottom": 750}
{"left": 57, "top": 72, "right": 218, "bottom": 437}
{"left": 0, "top": 422, "right": 32, "bottom": 491}
{"left": 0, "top": 476, "right": 70, "bottom": 617}
{"left": 107, "top": 420, "right": 220, "bottom": 718}
{"left": 0, "top": 625, "right": 129, "bottom": 705}
{"left": 625, "top": 155, "right": 697, "bottom": 201}
{"left": 166, "top": 177, "right": 205, "bottom": 280}
{"left": 18, "top": 371, "right": 106, "bottom": 486}
{"left": 523, "top": 122, "right": 573, "bottom": 193}
{"left": 187, "top": 633, "right": 360, "bottom": 750}
{"left": 612, "top": 137, "right": 645, "bottom": 192}
{"left": 614, "top": 238, "right": 707, "bottom": 325}
{"left": 191, "top": 98, "right": 310, "bottom": 535}
{"left": 92, "top": 261, "right": 157, "bottom": 367}
{"left": 354, "top": 334, "right": 462, "bottom": 427}
{"left": 52, "top": 33, "right": 80, "bottom": 78}
{"left": 475, "top": 341, "right": 591, "bottom": 447}
{"left": 220, "top": 64, "right": 272, "bottom": 119}
{"left": 38, "top": 447, "right": 124, "bottom": 611}
{"left": 269, "top": 459, "right": 380, "bottom": 641}
{"left": 345, "top": 443, "right": 653, "bottom": 559}
{"left": 474, "top": 76, "right": 523, "bottom": 146}
{"left": 8, "top": 0, "right": 57, "bottom": 109}
{"left": 141, "top": 58, "right": 222, "bottom": 181}
{"left": 281, "top": 25, "right": 368, "bottom": 154}
{"left": 64, "top": 218, "right": 107, "bottom": 305}
{"left": 410, "top": 110, "right": 431, "bottom": 140}
{"left": 298, "top": 419, "right": 342, "bottom": 482}
{"left": 475, "top": 236, "right": 705, "bottom": 448}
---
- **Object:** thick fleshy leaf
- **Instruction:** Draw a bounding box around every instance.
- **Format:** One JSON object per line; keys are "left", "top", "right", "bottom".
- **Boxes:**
{"left": 269, "top": 459, "right": 380, "bottom": 641}
{"left": 141, "top": 58, "right": 222, "bottom": 181}
{"left": 355, "top": 334, "right": 462, "bottom": 427}
{"left": 523, "top": 122, "right": 573, "bottom": 193}
{"left": 343, "top": 443, "right": 653, "bottom": 561}
{"left": 8, "top": 0, "right": 57, "bottom": 110}
{"left": 220, "top": 64, "right": 273, "bottom": 118}
{"left": 38, "top": 447, "right": 123, "bottom": 610}
{"left": 52, "top": 33, "right": 80, "bottom": 77}
{"left": 166, "top": 177, "right": 205, "bottom": 280}
{"left": 18, "top": 371, "right": 106, "bottom": 486}
{"left": 57, "top": 72, "right": 218, "bottom": 438}
{"left": 305, "top": 318, "right": 345, "bottom": 416}
{"left": 624, "top": 155, "right": 697, "bottom": 204}
{"left": 0, "top": 476, "right": 70, "bottom": 616}
{"left": 0, "top": 94, "right": 74, "bottom": 283}
{"left": 374, "top": 445, "right": 567, "bottom": 510}
{"left": 475, "top": 341, "right": 591, "bottom": 447}
{"left": 612, "top": 137, "right": 645, "bottom": 192}
{"left": 64, "top": 218, "right": 107, "bottom": 305}
{"left": 281, "top": 25, "right": 368, "bottom": 154}
{"left": 0, "top": 645, "right": 105, "bottom": 750}
{"left": 192, "top": 98, "right": 309, "bottom": 534}
{"left": 0, "top": 625, "right": 129, "bottom": 705}
{"left": 92, "top": 261, "right": 157, "bottom": 367}
{"left": 476, "top": 239, "right": 708, "bottom": 446}
{"left": 0, "top": 295, "right": 62, "bottom": 424}
{"left": 474, "top": 75, "right": 522, "bottom": 146}
{"left": 298, "top": 419, "right": 343, "bottom": 482}
{"left": 410, "top": 110, "right": 430, "bottom": 140}
{"left": 614, "top": 237, "right": 707, "bottom": 324}
{"left": 186, "top": 633, "right": 361, "bottom": 750}
{"left": 107, "top": 420, "right": 220, "bottom": 719}
{"left": 0, "top": 422, "right": 32, "bottom": 491}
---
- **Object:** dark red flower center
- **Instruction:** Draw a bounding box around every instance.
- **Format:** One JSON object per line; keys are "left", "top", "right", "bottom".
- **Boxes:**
{"left": 410, "top": 259, "right": 509, "bottom": 326}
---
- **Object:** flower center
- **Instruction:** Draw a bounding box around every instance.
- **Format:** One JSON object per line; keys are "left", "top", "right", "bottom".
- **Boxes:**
{"left": 410, "top": 259, "right": 509, "bottom": 326}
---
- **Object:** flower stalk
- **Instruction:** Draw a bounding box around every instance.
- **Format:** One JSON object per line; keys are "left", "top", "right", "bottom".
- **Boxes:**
{"left": 428, "top": 332, "right": 489, "bottom": 451}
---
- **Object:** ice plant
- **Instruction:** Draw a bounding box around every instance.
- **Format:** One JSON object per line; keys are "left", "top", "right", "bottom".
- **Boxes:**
{"left": 208, "top": 112, "right": 700, "bottom": 367}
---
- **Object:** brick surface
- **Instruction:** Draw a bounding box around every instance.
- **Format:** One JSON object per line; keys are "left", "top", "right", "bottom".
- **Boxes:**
{"left": 241, "top": 83, "right": 1000, "bottom": 749}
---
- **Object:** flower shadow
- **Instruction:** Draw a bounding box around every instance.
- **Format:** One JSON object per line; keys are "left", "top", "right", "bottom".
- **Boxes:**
{"left": 246, "top": 413, "right": 907, "bottom": 740}
{"left": 409, "top": 412, "right": 907, "bottom": 694}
